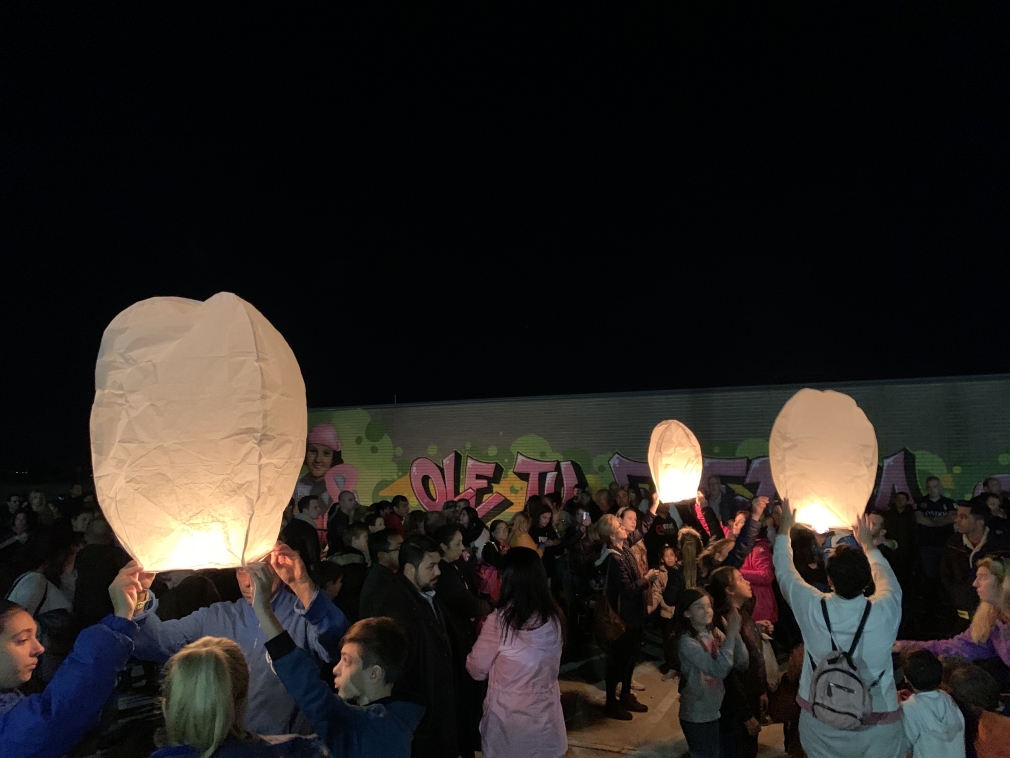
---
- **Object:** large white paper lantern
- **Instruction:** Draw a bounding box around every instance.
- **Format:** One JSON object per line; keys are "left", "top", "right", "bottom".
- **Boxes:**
{"left": 90, "top": 293, "right": 307, "bottom": 571}
{"left": 769, "top": 388, "right": 878, "bottom": 533}
{"left": 648, "top": 420, "right": 704, "bottom": 504}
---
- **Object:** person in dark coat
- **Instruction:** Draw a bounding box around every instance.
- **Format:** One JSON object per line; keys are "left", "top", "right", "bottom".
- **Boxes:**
{"left": 596, "top": 513, "right": 660, "bottom": 721}
{"left": 433, "top": 525, "right": 493, "bottom": 758}
{"left": 72, "top": 535, "right": 131, "bottom": 628}
{"left": 359, "top": 529, "right": 403, "bottom": 620}
{"left": 480, "top": 521, "right": 509, "bottom": 570}
{"left": 374, "top": 535, "right": 458, "bottom": 758}
{"left": 281, "top": 496, "right": 324, "bottom": 570}
{"left": 941, "top": 497, "right": 1010, "bottom": 633}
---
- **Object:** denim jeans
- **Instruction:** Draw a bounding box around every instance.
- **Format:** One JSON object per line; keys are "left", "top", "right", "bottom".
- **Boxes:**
{"left": 680, "top": 719, "right": 720, "bottom": 758}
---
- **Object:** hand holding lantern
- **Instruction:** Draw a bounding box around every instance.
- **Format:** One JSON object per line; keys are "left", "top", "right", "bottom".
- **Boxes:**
{"left": 268, "top": 542, "right": 316, "bottom": 608}
{"left": 246, "top": 562, "right": 284, "bottom": 642}
{"left": 109, "top": 560, "right": 153, "bottom": 620}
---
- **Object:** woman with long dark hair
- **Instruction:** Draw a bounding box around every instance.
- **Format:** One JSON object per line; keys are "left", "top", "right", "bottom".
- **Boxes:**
{"left": 466, "top": 547, "right": 567, "bottom": 758}
{"left": 708, "top": 565, "right": 767, "bottom": 758}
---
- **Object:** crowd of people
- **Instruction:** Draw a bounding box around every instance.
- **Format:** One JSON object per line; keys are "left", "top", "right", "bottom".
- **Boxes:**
{"left": 2, "top": 472, "right": 1010, "bottom": 758}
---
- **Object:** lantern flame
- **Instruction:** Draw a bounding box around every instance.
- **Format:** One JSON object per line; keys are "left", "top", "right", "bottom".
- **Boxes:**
{"left": 648, "top": 420, "right": 704, "bottom": 504}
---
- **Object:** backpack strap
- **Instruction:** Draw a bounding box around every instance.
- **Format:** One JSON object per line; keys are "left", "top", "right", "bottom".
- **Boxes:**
{"left": 846, "top": 600, "right": 872, "bottom": 658}
{"left": 820, "top": 598, "right": 838, "bottom": 651}
{"left": 35, "top": 580, "right": 49, "bottom": 618}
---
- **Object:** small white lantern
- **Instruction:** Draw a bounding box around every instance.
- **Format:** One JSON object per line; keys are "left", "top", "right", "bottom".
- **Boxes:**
{"left": 769, "top": 388, "right": 878, "bottom": 534}
{"left": 90, "top": 293, "right": 307, "bottom": 572}
{"left": 648, "top": 420, "right": 704, "bottom": 504}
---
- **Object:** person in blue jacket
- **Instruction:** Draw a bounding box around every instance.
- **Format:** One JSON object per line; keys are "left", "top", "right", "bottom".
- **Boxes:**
{"left": 130, "top": 543, "right": 349, "bottom": 735}
{"left": 248, "top": 551, "right": 424, "bottom": 758}
{"left": 0, "top": 560, "right": 145, "bottom": 758}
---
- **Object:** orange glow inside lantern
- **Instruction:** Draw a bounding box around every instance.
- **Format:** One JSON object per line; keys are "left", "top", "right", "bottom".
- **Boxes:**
{"left": 90, "top": 293, "right": 307, "bottom": 571}
{"left": 769, "top": 388, "right": 878, "bottom": 533}
{"left": 648, "top": 420, "right": 704, "bottom": 504}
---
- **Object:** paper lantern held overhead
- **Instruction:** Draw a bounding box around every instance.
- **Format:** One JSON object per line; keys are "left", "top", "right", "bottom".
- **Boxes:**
{"left": 648, "top": 420, "right": 704, "bottom": 504}
{"left": 90, "top": 292, "right": 307, "bottom": 572}
{"left": 769, "top": 388, "right": 878, "bottom": 534}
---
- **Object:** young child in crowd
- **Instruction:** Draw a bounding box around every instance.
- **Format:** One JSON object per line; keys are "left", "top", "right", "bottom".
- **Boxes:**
{"left": 675, "top": 587, "right": 748, "bottom": 758}
{"left": 653, "top": 544, "right": 682, "bottom": 681}
{"left": 900, "top": 650, "right": 965, "bottom": 758}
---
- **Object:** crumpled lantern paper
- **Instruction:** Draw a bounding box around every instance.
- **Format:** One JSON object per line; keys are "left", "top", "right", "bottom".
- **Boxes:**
{"left": 769, "top": 388, "right": 878, "bottom": 534}
{"left": 90, "top": 292, "right": 307, "bottom": 571}
{"left": 648, "top": 420, "right": 704, "bottom": 504}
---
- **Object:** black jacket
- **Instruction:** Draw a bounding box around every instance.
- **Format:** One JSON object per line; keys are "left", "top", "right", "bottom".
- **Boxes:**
{"left": 435, "top": 558, "right": 492, "bottom": 660}
{"left": 481, "top": 539, "right": 505, "bottom": 569}
{"left": 280, "top": 517, "right": 321, "bottom": 569}
{"left": 605, "top": 546, "right": 650, "bottom": 627}
{"left": 673, "top": 502, "right": 724, "bottom": 546}
{"left": 359, "top": 563, "right": 397, "bottom": 620}
{"left": 435, "top": 558, "right": 491, "bottom": 755}
{"left": 375, "top": 574, "right": 456, "bottom": 758}
{"left": 941, "top": 529, "right": 1010, "bottom": 614}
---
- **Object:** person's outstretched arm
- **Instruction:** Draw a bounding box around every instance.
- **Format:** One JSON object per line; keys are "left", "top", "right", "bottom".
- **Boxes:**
{"left": 771, "top": 501, "right": 825, "bottom": 619}
{"left": 724, "top": 497, "right": 768, "bottom": 569}
{"left": 248, "top": 560, "right": 346, "bottom": 749}
{"left": 0, "top": 562, "right": 145, "bottom": 758}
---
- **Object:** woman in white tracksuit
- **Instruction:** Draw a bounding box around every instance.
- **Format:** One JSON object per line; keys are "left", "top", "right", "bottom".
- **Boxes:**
{"left": 773, "top": 505, "right": 907, "bottom": 758}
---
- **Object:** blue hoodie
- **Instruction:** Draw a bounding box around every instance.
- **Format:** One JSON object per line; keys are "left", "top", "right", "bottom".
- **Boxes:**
{"left": 1, "top": 614, "right": 136, "bottom": 758}
{"left": 265, "top": 630, "right": 424, "bottom": 758}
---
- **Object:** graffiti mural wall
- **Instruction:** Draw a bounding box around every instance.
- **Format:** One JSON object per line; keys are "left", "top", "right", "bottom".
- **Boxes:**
{"left": 304, "top": 376, "right": 1010, "bottom": 521}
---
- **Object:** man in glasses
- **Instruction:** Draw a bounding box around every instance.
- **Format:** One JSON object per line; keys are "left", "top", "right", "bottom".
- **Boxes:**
{"left": 359, "top": 528, "right": 405, "bottom": 619}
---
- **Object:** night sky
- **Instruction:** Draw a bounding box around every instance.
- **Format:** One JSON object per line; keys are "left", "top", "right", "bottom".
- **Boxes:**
{"left": 3, "top": 5, "right": 1008, "bottom": 478}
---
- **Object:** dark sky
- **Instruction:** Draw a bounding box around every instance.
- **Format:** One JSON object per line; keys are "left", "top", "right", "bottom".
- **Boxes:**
{"left": 3, "top": 4, "right": 1008, "bottom": 476}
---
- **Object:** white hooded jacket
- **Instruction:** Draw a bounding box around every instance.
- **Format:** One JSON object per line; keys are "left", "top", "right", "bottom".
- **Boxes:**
{"left": 900, "top": 690, "right": 965, "bottom": 758}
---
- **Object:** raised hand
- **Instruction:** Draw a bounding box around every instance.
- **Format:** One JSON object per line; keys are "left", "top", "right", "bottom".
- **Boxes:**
{"left": 779, "top": 499, "right": 796, "bottom": 536}
{"left": 726, "top": 608, "right": 742, "bottom": 637}
{"left": 268, "top": 542, "right": 309, "bottom": 588}
{"left": 245, "top": 562, "right": 276, "bottom": 610}
{"left": 109, "top": 560, "right": 146, "bottom": 620}
{"left": 751, "top": 496, "right": 769, "bottom": 521}
{"left": 268, "top": 542, "right": 316, "bottom": 607}
{"left": 245, "top": 562, "right": 284, "bottom": 641}
{"left": 853, "top": 513, "right": 877, "bottom": 552}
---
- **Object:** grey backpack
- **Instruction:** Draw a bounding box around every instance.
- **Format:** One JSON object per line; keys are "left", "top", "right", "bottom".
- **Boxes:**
{"left": 808, "top": 598, "right": 874, "bottom": 730}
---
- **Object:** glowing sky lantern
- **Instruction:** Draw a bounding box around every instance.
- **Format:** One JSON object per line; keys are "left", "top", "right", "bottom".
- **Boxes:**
{"left": 648, "top": 420, "right": 704, "bottom": 504}
{"left": 769, "top": 388, "right": 878, "bottom": 534}
{"left": 90, "top": 293, "right": 307, "bottom": 571}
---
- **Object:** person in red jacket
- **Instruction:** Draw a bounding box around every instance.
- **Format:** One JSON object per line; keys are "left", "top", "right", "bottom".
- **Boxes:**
{"left": 740, "top": 522, "right": 779, "bottom": 626}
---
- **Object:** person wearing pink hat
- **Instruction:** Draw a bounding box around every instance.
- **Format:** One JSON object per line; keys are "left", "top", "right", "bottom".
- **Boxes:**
{"left": 293, "top": 424, "right": 343, "bottom": 549}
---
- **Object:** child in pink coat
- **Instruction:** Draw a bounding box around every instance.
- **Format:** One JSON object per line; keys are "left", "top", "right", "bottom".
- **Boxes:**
{"left": 740, "top": 534, "right": 778, "bottom": 624}
{"left": 465, "top": 547, "right": 567, "bottom": 758}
